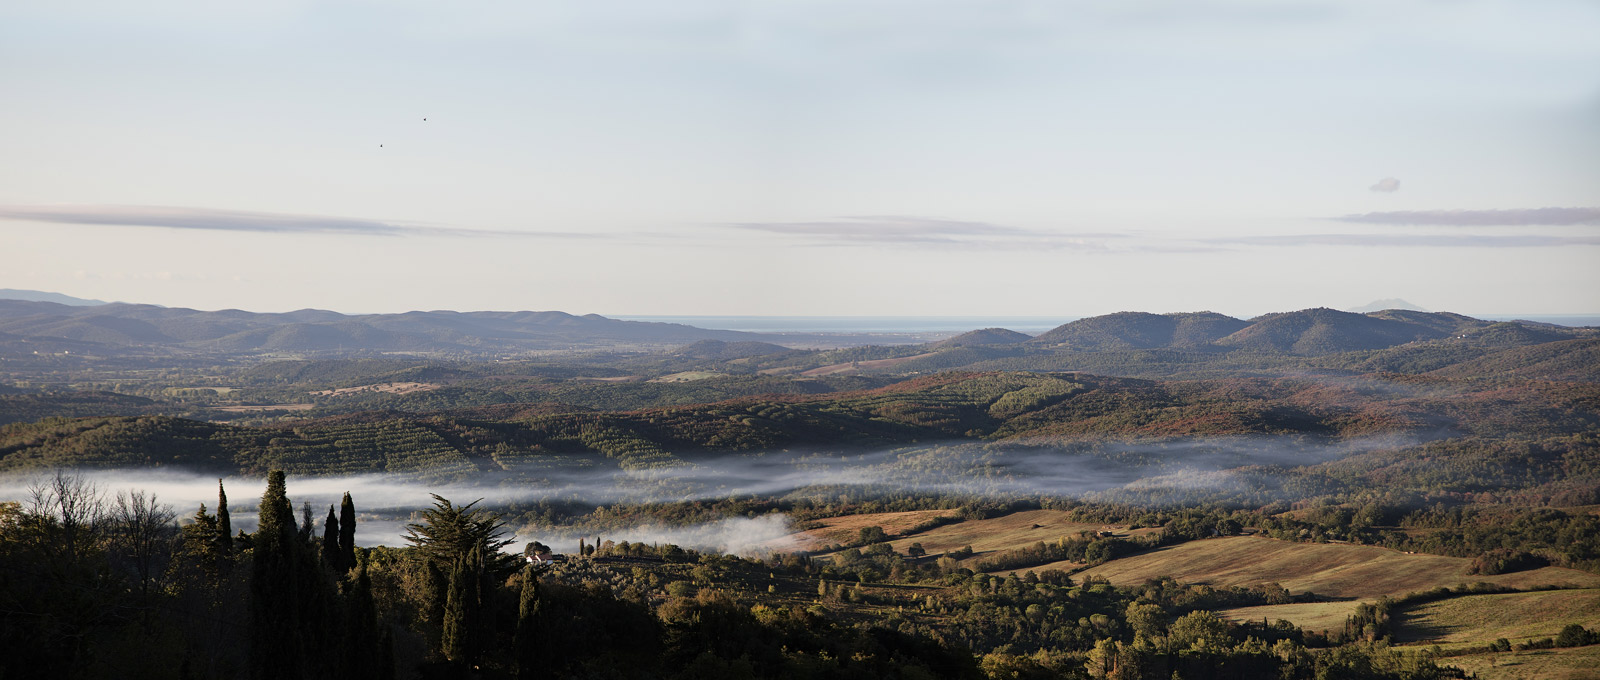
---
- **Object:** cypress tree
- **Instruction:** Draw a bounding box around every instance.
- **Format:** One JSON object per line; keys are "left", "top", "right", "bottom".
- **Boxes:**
{"left": 419, "top": 558, "right": 446, "bottom": 630}
{"left": 514, "top": 567, "right": 541, "bottom": 680}
{"left": 250, "top": 470, "right": 301, "bottom": 679}
{"left": 216, "top": 479, "right": 232, "bottom": 552}
{"left": 345, "top": 566, "right": 383, "bottom": 680}
{"left": 248, "top": 470, "right": 356, "bottom": 679}
{"left": 441, "top": 544, "right": 484, "bottom": 667}
{"left": 299, "top": 501, "right": 314, "bottom": 543}
{"left": 322, "top": 505, "right": 341, "bottom": 570}
{"left": 440, "top": 552, "right": 469, "bottom": 664}
{"left": 339, "top": 492, "right": 356, "bottom": 570}
{"left": 258, "top": 472, "right": 295, "bottom": 547}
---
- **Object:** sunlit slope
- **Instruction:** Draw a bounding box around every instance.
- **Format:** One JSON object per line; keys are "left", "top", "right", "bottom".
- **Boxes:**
{"left": 1439, "top": 645, "right": 1600, "bottom": 680}
{"left": 788, "top": 509, "right": 961, "bottom": 550}
{"left": 879, "top": 509, "right": 1152, "bottom": 556}
{"left": 1213, "top": 601, "right": 1359, "bottom": 633}
{"left": 1079, "top": 536, "right": 1600, "bottom": 599}
{"left": 1394, "top": 589, "right": 1600, "bottom": 648}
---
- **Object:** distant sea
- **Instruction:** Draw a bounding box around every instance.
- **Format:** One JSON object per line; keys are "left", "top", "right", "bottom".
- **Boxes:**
{"left": 614, "top": 314, "right": 1600, "bottom": 335}
{"left": 611, "top": 316, "right": 1072, "bottom": 334}
{"left": 1481, "top": 315, "right": 1600, "bottom": 328}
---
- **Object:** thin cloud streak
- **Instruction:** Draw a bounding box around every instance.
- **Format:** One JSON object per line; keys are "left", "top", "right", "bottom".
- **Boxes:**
{"left": 1209, "top": 234, "right": 1600, "bottom": 248}
{"left": 733, "top": 215, "right": 1127, "bottom": 250}
{"left": 1332, "top": 207, "right": 1600, "bottom": 227}
{"left": 0, "top": 204, "right": 599, "bottom": 239}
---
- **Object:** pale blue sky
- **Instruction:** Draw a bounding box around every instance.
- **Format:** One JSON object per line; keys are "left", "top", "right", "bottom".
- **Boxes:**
{"left": 2, "top": 0, "right": 1597, "bottom": 316}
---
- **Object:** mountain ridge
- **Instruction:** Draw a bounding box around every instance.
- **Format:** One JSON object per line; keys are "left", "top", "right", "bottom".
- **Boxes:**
{"left": 0, "top": 298, "right": 765, "bottom": 352}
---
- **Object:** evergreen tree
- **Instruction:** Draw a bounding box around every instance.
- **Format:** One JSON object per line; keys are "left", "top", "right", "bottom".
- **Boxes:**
{"left": 250, "top": 470, "right": 301, "bottom": 679}
{"left": 192, "top": 502, "right": 214, "bottom": 534}
{"left": 216, "top": 479, "right": 232, "bottom": 553}
{"left": 418, "top": 558, "right": 447, "bottom": 630}
{"left": 322, "top": 505, "right": 340, "bottom": 571}
{"left": 402, "top": 495, "right": 516, "bottom": 576}
{"left": 181, "top": 502, "right": 219, "bottom": 573}
{"left": 248, "top": 470, "right": 349, "bottom": 680}
{"left": 441, "top": 545, "right": 483, "bottom": 666}
{"left": 339, "top": 492, "right": 356, "bottom": 570}
{"left": 515, "top": 566, "right": 541, "bottom": 680}
{"left": 299, "top": 501, "right": 314, "bottom": 543}
{"left": 344, "top": 566, "right": 389, "bottom": 680}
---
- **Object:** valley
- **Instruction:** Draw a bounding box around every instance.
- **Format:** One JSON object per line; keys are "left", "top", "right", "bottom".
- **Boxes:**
{"left": 2, "top": 300, "right": 1598, "bottom": 679}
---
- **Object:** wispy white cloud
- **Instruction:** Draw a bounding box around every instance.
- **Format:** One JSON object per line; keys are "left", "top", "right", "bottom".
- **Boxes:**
{"left": 1333, "top": 207, "right": 1600, "bottom": 227}
{"left": 733, "top": 215, "right": 1126, "bottom": 250}
{"left": 1210, "top": 233, "right": 1600, "bottom": 248}
{"left": 0, "top": 204, "right": 598, "bottom": 239}
{"left": 1369, "top": 177, "right": 1400, "bottom": 193}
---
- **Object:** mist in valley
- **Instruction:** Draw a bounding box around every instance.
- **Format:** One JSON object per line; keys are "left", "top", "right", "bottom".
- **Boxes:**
{"left": 0, "top": 434, "right": 1422, "bottom": 553}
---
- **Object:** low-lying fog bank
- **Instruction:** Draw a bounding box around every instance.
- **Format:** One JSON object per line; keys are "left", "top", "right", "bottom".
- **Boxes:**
{"left": 0, "top": 435, "right": 1418, "bottom": 552}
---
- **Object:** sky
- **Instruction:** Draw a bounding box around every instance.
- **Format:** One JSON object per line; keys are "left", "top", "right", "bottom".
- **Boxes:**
{"left": 2, "top": 0, "right": 1597, "bottom": 317}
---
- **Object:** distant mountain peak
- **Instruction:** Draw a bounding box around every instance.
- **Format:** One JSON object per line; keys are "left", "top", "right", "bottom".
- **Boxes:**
{"left": 0, "top": 289, "right": 107, "bottom": 306}
{"left": 1347, "top": 298, "right": 1428, "bottom": 313}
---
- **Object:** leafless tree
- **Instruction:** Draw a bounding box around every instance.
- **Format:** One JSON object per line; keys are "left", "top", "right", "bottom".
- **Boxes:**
{"left": 26, "top": 470, "right": 108, "bottom": 564}
{"left": 109, "top": 489, "right": 178, "bottom": 605}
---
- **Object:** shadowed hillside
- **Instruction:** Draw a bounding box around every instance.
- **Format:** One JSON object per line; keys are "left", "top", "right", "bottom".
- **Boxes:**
{"left": 0, "top": 299, "right": 766, "bottom": 352}
{"left": 671, "top": 339, "right": 795, "bottom": 360}
{"left": 1029, "top": 312, "right": 1249, "bottom": 350}
{"left": 935, "top": 328, "right": 1033, "bottom": 348}
{"left": 1217, "top": 308, "right": 1479, "bottom": 354}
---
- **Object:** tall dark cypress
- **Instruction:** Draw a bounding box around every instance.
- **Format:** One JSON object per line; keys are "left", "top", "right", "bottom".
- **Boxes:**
{"left": 299, "top": 501, "right": 314, "bottom": 543}
{"left": 441, "top": 544, "right": 484, "bottom": 666}
{"left": 440, "top": 552, "right": 469, "bottom": 664}
{"left": 339, "top": 492, "right": 356, "bottom": 570}
{"left": 322, "top": 505, "right": 341, "bottom": 570}
{"left": 216, "top": 479, "right": 233, "bottom": 552}
{"left": 514, "top": 567, "right": 541, "bottom": 680}
{"left": 250, "top": 470, "right": 300, "bottom": 679}
{"left": 418, "top": 558, "right": 446, "bottom": 630}
{"left": 344, "top": 566, "right": 384, "bottom": 680}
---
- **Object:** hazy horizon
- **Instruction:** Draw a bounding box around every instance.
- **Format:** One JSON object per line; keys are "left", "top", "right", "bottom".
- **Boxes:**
{"left": 6, "top": 288, "right": 1600, "bottom": 335}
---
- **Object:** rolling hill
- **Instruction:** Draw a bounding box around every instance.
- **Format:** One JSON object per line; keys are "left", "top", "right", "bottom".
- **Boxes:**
{"left": 670, "top": 339, "right": 795, "bottom": 360}
{"left": 0, "top": 299, "right": 767, "bottom": 352}
{"left": 1028, "top": 311, "right": 1249, "bottom": 350}
{"left": 934, "top": 328, "right": 1033, "bottom": 348}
